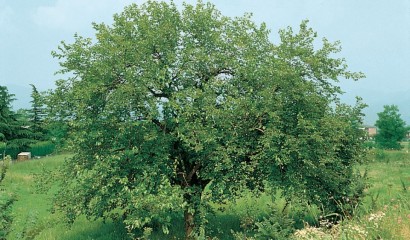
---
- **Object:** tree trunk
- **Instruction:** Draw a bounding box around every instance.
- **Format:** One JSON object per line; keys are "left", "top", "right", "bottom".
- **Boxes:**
{"left": 184, "top": 209, "right": 195, "bottom": 240}
{"left": 183, "top": 186, "right": 202, "bottom": 240}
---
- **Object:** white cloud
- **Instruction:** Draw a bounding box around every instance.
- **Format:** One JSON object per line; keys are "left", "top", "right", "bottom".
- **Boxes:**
{"left": 32, "top": 0, "right": 138, "bottom": 32}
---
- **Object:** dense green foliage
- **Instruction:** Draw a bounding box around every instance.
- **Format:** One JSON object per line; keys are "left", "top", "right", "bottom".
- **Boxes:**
{"left": 49, "top": 1, "right": 366, "bottom": 238}
{"left": 0, "top": 156, "right": 15, "bottom": 239}
{"left": 0, "top": 86, "right": 36, "bottom": 158}
{"left": 375, "top": 105, "right": 407, "bottom": 149}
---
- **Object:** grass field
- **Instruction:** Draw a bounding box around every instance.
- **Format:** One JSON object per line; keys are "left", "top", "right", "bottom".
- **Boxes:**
{"left": 1, "top": 149, "right": 410, "bottom": 239}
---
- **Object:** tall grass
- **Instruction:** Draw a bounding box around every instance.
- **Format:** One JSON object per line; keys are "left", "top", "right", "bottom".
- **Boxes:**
{"left": 2, "top": 154, "right": 130, "bottom": 240}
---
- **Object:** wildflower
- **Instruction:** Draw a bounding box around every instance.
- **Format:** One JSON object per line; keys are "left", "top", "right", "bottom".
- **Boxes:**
{"left": 368, "top": 211, "right": 385, "bottom": 222}
{"left": 294, "top": 226, "right": 329, "bottom": 239}
{"left": 344, "top": 224, "right": 368, "bottom": 239}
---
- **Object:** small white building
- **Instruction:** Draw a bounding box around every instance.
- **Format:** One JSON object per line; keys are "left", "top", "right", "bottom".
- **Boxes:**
{"left": 17, "top": 152, "right": 31, "bottom": 161}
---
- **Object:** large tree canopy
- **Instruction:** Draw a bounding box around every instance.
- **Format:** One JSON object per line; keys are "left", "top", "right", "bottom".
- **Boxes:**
{"left": 50, "top": 1, "right": 366, "bottom": 238}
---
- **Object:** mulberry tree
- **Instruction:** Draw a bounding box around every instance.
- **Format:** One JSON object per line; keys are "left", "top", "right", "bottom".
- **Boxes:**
{"left": 50, "top": 1, "right": 366, "bottom": 238}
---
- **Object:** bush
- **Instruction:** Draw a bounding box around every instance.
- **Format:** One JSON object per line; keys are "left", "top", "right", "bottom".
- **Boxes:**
{"left": 29, "top": 141, "right": 55, "bottom": 157}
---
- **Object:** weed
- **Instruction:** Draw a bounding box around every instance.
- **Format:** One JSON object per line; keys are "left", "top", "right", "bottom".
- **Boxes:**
{"left": 375, "top": 148, "right": 387, "bottom": 162}
{"left": 400, "top": 179, "right": 408, "bottom": 192}
{"left": 254, "top": 206, "right": 295, "bottom": 240}
{"left": 370, "top": 192, "right": 380, "bottom": 210}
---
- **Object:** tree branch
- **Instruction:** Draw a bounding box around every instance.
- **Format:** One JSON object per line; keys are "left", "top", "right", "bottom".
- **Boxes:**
{"left": 152, "top": 118, "right": 168, "bottom": 133}
{"left": 196, "top": 67, "right": 235, "bottom": 88}
{"left": 216, "top": 68, "right": 234, "bottom": 76}
{"left": 147, "top": 87, "right": 169, "bottom": 98}
{"left": 187, "top": 163, "right": 201, "bottom": 182}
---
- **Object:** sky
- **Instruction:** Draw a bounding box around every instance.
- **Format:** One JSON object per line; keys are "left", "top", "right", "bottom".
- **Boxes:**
{"left": 1, "top": 0, "right": 409, "bottom": 124}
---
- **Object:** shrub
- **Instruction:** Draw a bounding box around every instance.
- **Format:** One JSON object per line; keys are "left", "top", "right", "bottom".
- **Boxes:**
{"left": 363, "top": 141, "right": 377, "bottom": 149}
{"left": 254, "top": 207, "right": 295, "bottom": 240}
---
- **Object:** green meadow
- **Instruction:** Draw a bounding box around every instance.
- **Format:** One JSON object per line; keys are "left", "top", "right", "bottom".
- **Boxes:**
{"left": 1, "top": 149, "right": 410, "bottom": 239}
